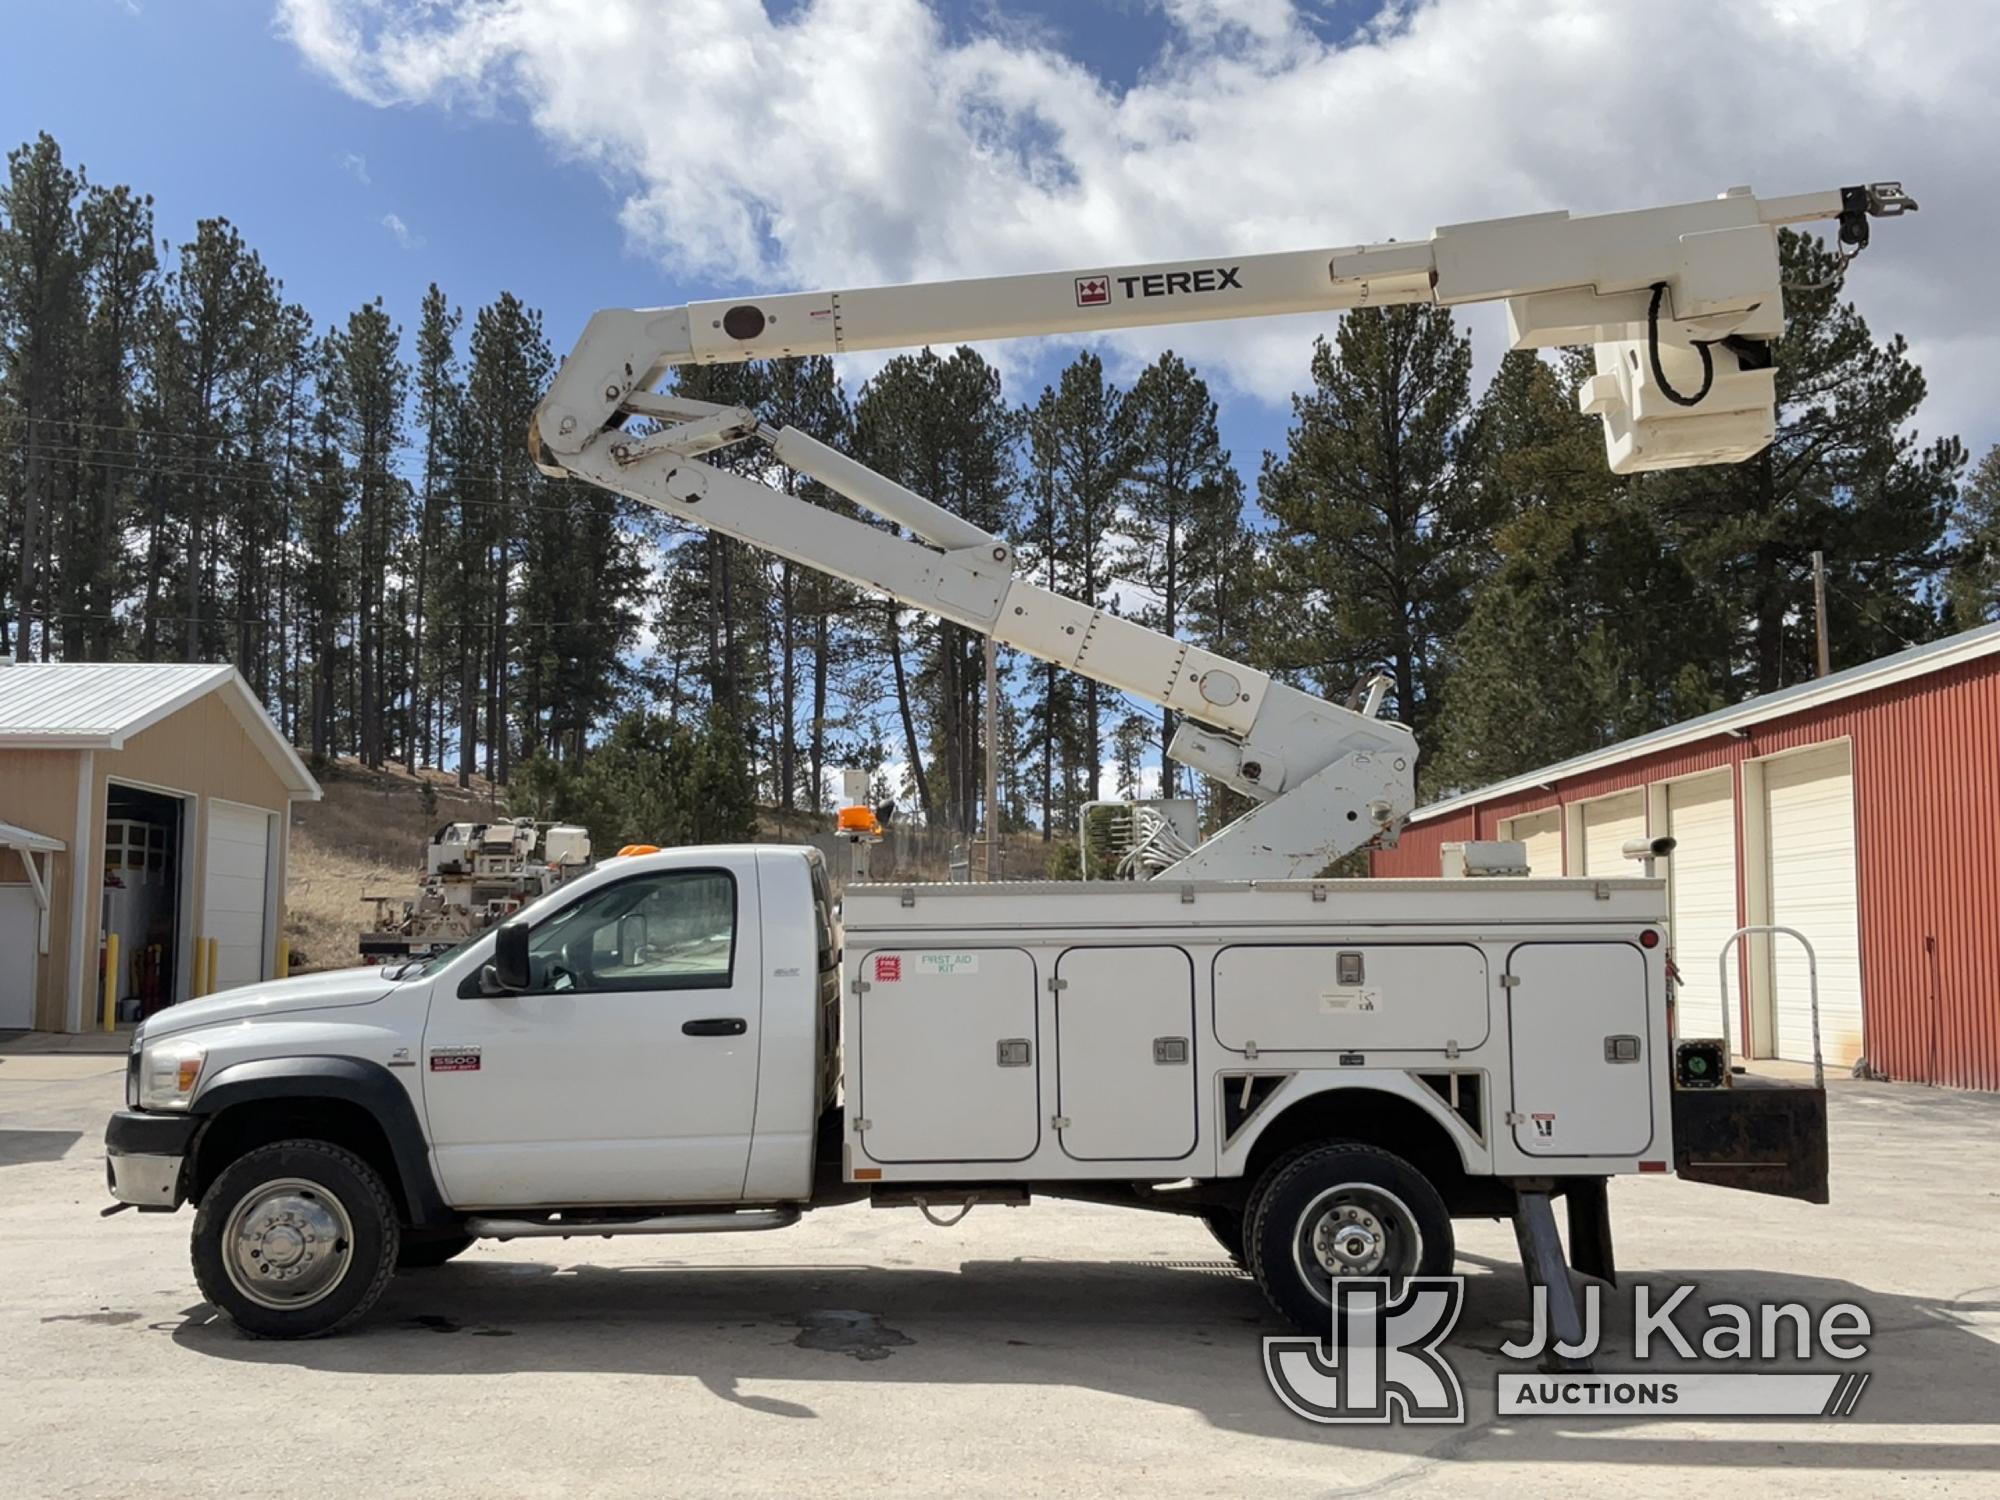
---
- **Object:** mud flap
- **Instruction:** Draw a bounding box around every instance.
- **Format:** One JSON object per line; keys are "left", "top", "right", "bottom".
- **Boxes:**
{"left": 1563, "top": 1178, "right": 1616, "bottom": 1286}
{"left": 1671, "top": 1077, "right": 1830, "bottom": 1205}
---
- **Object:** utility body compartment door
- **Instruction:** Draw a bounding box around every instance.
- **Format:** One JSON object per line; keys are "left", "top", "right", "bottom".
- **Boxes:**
{"left": 1054, "top": 946, "right": 1197, "bottom": 1162}
{"left": 1211, "top": 943, "right": 1489, "bottom": 1053}
{"left": 854, "top": 946, "right": 1039, "bottom": 1164}
{"left": 1506, "top": 941, "right": 1652, "bottom": 1157}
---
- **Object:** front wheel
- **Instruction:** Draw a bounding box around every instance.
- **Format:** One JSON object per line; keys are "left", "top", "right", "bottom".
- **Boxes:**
{"left": 1244, "top": 1141, "right": 1453, "bottom": 1335}
{"left": 191, "top": 1139, "right": 400, "bottom": 1338}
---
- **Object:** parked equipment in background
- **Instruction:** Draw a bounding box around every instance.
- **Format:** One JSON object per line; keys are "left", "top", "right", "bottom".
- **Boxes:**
{"left": 832, "top": 769, "right": 892, "bottom": 882}
{"left": 1439, "top": 841, "right": 1532, "bottom": 878}
{"left": 359, "top": 819, "right": 592, "bottom": 963}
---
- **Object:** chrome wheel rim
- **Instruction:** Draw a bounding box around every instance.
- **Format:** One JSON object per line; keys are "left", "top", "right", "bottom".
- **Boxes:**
{"left": 221, "top": 1177, "right": 355, "bottom": 1311}
{"left": 1293, "top": 1182, "right": 1422, "bottom": 1304}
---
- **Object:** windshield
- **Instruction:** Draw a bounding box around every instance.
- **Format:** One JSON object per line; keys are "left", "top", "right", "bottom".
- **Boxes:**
{"left": 389, "top": 876, "right": 590, "bottom": 980}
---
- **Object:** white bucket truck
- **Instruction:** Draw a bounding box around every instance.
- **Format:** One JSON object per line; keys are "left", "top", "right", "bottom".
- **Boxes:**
{"left": 105, "top": 182, "right": 1909, "bottom": 1339}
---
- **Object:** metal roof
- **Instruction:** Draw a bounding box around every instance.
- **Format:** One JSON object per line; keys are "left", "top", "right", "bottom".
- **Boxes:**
{"left": 1411, "top": 619, "right": 2000, "bottom": 825}
{"left": 0, "top": 818, "right": 63, "bottom": 852}
{"left": 0, "top": 662, "right": 320, "bottom": 799}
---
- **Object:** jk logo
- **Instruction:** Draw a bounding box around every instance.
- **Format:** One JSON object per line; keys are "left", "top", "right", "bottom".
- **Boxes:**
{"left": 1263, "top": 1278, "right": 1466, "bottom": 1424}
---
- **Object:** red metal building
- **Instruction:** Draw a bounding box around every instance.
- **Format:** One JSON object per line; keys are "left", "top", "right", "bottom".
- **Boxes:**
{"left": 1372, "top": 623, "right": 2000, "bottom": 1091}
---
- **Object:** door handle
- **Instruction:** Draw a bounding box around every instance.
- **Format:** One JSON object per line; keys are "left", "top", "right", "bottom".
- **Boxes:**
{"left": 682, "top": 1018, "right": 747, "bottom": 1037}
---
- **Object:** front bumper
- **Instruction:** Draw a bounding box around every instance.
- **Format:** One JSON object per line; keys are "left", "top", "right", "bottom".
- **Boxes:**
{"left": 105, "top": 1110, "right": 200, "bottom": 1210}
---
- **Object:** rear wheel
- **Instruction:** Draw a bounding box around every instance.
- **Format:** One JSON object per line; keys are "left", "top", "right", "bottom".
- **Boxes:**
{"left": 191, "top": 1139, "right": 399, "bottom": 1339}
{"left": 1245, "top": 1141, "right": 1453, "bottom": 1335}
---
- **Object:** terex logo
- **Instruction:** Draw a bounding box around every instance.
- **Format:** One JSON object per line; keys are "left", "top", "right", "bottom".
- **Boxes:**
{"left": 1122, "top": 266, "right": 1242, "bottom": 299}
{"left": 1075, "top": 267, "right": 1243, "bottom": 307}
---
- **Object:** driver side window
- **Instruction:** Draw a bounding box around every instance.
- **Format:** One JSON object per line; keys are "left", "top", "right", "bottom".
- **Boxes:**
{"left": 525, "top": 869, "right": 736, "bottom": 994}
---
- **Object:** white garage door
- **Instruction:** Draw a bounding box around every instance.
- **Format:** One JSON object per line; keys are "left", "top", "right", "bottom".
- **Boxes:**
{"left": 1764, "top": 745, "right": 1862, "bottom": 1067}
{"left": 1665, "top": 773, "right": 1738, "bottom": 1039}
{"left": 204, "top": 803, "right": 272, "bottom": 992}
{"left": 1501, "top": 809, "right": 1563, "bottom": 876}
{"left": 1579, "top": 792, "right": 1645, "bottom": 876}
{"left": 0, "top": 886, "right": 37, "bottom": 1029}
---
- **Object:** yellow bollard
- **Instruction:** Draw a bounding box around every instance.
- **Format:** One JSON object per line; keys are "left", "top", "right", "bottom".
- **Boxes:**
{"left": 191, "top": 936, "right": 208, "bottom": 999}
{"left": 276, "top": 938, "right": 290, "bottom": 980}
{"left": 206, "top": 936, "right": 220, "bottom": 996}
{"left": 102, "top": 934, "right": 120, "bottom": 1032}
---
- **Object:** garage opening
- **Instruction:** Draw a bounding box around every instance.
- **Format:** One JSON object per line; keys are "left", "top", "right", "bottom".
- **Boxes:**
{"left": 1499, "top": 809, "right": 1562, "bottom": 875}
{"left": 1578, "top": 791, "right": 1645, "bottom": 876}
{"left": 203, "top": 802, "right": 275, "bottom": 993}
{"left": 103, "top": 784, "right": 187, "bottom": 1022}
{"left": 1762, "top": 744, "right": 1862, "bottom": 1067}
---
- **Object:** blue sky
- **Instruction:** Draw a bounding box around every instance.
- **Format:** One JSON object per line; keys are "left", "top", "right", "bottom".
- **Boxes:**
{"left": 0, "top": 2, "right": 661, "bottom": 387}
{"left": 4, "top": 0, "right": 1994, "bottom": 497}
{"left": 0, "top": 0, "right": 1321, "bottom": 477}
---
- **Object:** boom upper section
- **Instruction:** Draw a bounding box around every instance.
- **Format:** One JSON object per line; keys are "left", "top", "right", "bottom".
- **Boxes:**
{"left": 531, "top": 183, "right": 1912, "bottom": 879}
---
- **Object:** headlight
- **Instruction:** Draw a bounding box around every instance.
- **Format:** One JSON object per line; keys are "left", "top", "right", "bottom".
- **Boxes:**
{"left": 137, "top": 1038, "right": 207, "bottom": 1111}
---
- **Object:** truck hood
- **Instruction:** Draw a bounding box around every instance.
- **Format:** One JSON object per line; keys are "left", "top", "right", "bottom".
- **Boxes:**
{"left": 138, "top": 968, "right": 398, "bottom": 1041}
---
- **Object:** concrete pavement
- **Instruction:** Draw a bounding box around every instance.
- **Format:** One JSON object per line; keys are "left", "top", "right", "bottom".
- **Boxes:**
{"left": 3, "top": 1056, "right": 1997, "bottom": 1498}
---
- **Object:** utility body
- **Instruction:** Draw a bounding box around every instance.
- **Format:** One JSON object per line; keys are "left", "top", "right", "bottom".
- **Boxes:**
{"left": 104, "top": 182, "right": 1904, "bottom": 1342}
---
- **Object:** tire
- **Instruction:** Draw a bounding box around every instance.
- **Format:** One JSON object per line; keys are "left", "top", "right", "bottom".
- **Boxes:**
{"left": 1244, "top": 1141, "right": 1453, "bottom": 1336}
{"left": 398, "top": 1233, "right": 475, "bottom": 1270}
{"left": 191, "top": 1139, "right": 400, "bottom": 1339}
{"left": 1199, "top": 1206, "right": 1246, "bottom": 1269}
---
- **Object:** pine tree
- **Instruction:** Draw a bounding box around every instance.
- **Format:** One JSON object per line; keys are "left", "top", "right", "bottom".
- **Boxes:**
{"left": 667, "top": 360, "right": 774, "bottom": 746}
{"left": 409, "top": 283, "right": 460, "bottom": 769}
{"left": 323, "top": 297, "right": 407, "bottom": 766}
{"left": 1655, "top": 230, "right": 1961, "bottom": 693}
{"left": 59, "top": 179, "right": 155, "bottom": 661}
{"left": 461, "top": 292, "right": 552, "bottom": 784}
{"left": 0, "top": 133, "right": 86, "bottom": 659}
{"left": 1020, "top": 351, "right": 1133, "bottom": 831}
{"left": 1946, "top": 444, "right": 2000, "bottom": 627}
{"left": 1259, "top": 305, "right": 1478, "bottom": 744}
{"left": 1432, "top": 353, "right": 1728, "bottom": 790}
{"left": 761, "top": 356, "right": 854, "bottom": 812}
{"left": 516, "top": 707, "right": 758, "bottom": 852}
{"left": 297, "top": 340, "right": 350, "bottom": 765}
{"left": 855, "top": 347, "right": 1015, "bottom": 832}
{"left": 1121, "top": 350, "right": 1240, "bottom": 799}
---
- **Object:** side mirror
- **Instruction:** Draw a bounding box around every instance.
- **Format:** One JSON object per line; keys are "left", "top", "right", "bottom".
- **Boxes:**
{"left": 491, "top": 919, "right": 532, "bottom": 992}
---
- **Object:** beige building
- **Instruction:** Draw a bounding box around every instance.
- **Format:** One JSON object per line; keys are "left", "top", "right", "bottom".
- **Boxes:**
{"left": 0, "top": 663, "right": 320, "bottom": 1034}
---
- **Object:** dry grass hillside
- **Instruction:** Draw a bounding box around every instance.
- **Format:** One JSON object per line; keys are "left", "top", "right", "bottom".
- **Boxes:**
{"left": 285, "top": 760, "right": 508, "bottom": 973}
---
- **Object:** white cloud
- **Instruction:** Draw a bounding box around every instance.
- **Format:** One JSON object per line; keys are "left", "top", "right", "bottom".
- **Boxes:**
{"left": 278, "top": 0, "right": 2000, "bottom": 452}
{"left": 339, "top": 150, "right": 371, "bottom": 185}
{"left": 380, "top": 211, "right": 425, "bottom": 250}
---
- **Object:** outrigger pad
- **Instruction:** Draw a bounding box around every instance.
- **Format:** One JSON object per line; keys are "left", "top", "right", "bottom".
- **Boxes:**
{"left": 1672, "top": 1077, "right": 1830, "bottom": 1205}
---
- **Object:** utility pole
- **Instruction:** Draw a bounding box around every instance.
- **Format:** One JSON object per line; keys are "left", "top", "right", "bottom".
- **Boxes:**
{"left": 1811, "top": 550, "right": 1831, "bottom": 679}
{"left": 983, "top": 633, "right": 1000, "bottom": 880}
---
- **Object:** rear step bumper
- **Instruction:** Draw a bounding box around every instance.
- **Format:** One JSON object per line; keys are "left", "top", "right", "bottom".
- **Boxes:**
{"left": 1673, "top": 1077, "right": 1830, "bottom": 1204}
